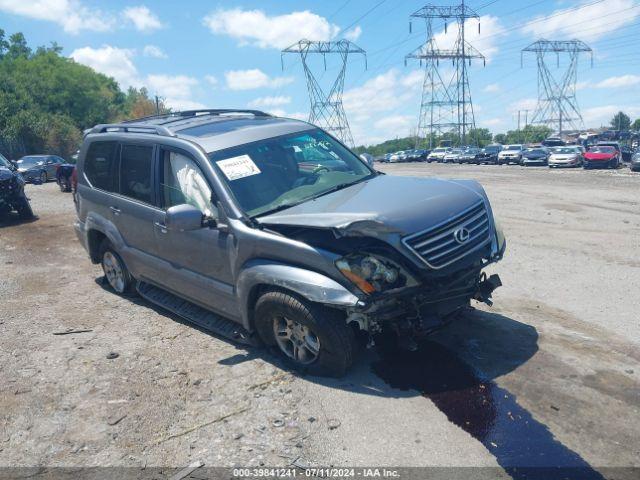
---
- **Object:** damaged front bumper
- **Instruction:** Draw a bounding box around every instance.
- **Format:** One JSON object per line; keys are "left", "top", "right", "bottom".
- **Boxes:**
{"left": 345, "top": 262, "right": 503, "bottom": 339}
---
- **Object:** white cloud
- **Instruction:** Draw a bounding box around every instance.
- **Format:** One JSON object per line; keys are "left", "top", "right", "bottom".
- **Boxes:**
{"left": 267, "top": 109, "right": 308, "bottom": 120}
{"left": 249, "top": 96, "right": 292, "bottom": 108}
{"left": 433, "top": 15, "right": 505, "bottom": 62}
{"left": 146, "top": 74, "right": 198, "bottom": 99}
{"left": 70, "top": 46, "right": 139, "bottom": 88}
{"left": 582, "top": 105, "right": 640, "bottom": 127}
{"left": 142, "top": 45, "right": 167, "bottom": 59}
{"left": 594, "top": 75, "right": 640, "bottom": 89}
{"left": 225, "top": 69, "right": 294, "bottom": 90}
{"left": 343, "top": 26, "right": 362, "bottom": 42}
{"left": 373, "top": 115, "right": 414, "bottom": 132}
{"left": 205, "top": 75, "right": 218, "bottom": 87}
{"left": 483, "top": 83, "right": 500, "bottom": 93}
{"left": 122, "top": 5, "right": 163, "bottom": 32}
{"left": 508, "top": 98, "right": 538, "bottom": 115}
{"left": 203, "top": 8, "right": 340, "bottom": 49}
{"left": 521, "top": 0, "right": 639, "bottom": 42}
{"left": 0, "top": 0, "right": 113, "bottom": 34}
{"left": 70, "top": 46, "right": 202, "bottom": 111}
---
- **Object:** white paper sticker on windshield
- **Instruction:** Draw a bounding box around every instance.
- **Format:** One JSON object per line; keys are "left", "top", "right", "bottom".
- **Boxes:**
{"left": 216, "top": 155, "right": 261, "bottom": 181}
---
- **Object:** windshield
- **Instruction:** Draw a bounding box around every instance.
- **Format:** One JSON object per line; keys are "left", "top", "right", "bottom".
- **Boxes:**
{"left": 209, "top": 129, "right": 374, "bottom": 218}
{"left": 589, "top": 146, "right": 615, "bottom": 153}
{"left": 553, "top": 148, "right": 576, "bottom": 154}
{"left": 506, "top": 145, "right": 522, "bottom": 151}
{"left": 18, "top": 156, "right": 46, "bottom": 167}
{"left": 433, "top": 148, "right": 446, "bottom": 153}
{"left": 484, "top": 146, "right": 500, "bottom": 153}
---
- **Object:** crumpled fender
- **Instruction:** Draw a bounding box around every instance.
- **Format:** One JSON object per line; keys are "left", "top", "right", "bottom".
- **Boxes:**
{"left": 236, "top": 259, "right": 360, "bottom": 330}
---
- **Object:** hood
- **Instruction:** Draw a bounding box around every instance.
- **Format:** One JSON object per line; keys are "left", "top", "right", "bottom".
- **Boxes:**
{"left": 259, "top": 174, "right": 485, "bottom": 237}
{"left": 584, "top": 152, "right": 614, "bottom": 160}
{"left": 551, "top": 154, "right": 578, "bottom": 160}
{"left": 523, "top": 152, "right": 546, "bottom": 159}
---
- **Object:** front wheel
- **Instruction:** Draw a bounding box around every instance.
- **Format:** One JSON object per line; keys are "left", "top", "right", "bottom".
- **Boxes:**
{"left": 40, "top": 171, "right": 47, "bottom": 183}
{"left": 254, "top": 290, "right": 356, "bottom": 377}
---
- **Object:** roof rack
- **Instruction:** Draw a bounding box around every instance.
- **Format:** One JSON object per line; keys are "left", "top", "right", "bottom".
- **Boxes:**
{"left": 89, "top": 124, "right": 176, "bottom": 137}
{"left": 121, "top": 109, "right": 273, "bottom": 124}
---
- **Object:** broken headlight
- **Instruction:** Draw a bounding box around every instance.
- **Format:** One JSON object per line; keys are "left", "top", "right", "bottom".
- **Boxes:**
{"left": 335, "top": 254, "right": 417, "bottom": 294}
{"left": 494, "top": 218, "right": 506, "bottom": 255}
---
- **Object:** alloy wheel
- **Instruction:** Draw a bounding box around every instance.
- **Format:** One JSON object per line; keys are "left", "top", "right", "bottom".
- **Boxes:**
{"left": 102, "top": 251, "right": 126, "bottom": 293}
{"left": 273, "top": 316, "right": 320, "bottom": 365}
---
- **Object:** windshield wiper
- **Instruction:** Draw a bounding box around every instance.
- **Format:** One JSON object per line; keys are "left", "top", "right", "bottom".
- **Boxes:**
{"left": 254, "top": 202, "right": 305, "bottom": 218}
{"left": 314, "top": 174, "right": 376, "bottom": 199}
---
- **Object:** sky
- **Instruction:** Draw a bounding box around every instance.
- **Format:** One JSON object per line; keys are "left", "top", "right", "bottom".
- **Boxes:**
{"left": 1, "top": 0, "right": 639, "bottom": 145}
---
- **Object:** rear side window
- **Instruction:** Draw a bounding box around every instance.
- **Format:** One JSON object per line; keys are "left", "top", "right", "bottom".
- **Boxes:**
{"left": 84, "top": 141, "right": 119, "bottom": 192}
{"left": 120, "top": 144, "right": 154, "bottom": 204}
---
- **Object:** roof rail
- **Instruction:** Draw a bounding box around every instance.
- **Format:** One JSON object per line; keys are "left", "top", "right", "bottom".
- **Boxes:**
{"left": 174, "top": 109, "right": 272, "bottom": 118}
{"left": 89, "top": 124, "right": 176, "bottom": 137}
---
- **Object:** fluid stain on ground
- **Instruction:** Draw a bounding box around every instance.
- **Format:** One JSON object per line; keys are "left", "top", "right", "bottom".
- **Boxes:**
{"left": 372, "top": 340, "right": 604, "bottom": 480}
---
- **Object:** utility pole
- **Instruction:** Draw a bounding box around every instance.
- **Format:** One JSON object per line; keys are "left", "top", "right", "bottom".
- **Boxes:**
{"left": 406, "top": 2, "right": 485, "bottom": 148}
{"left": 154, "top": 95, "right": 160, "bottom": 115}
{"left": 282, "top": 40, "right": 366, "bottom": 147}
{"left": 517, "top": 110, "right": 521, "bottom": 143}
{"left": 522, "top": 40, "right": 592, "bottom": 135}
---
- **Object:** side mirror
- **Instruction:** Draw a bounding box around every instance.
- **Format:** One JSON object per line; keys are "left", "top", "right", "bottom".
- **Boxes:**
{"left": 165, "top": 204, "right": 204, "bottom": 232}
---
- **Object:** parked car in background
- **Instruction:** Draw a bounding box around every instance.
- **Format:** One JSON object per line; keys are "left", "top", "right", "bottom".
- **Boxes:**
{"left": 406, "top": 149, "right": 429, "bottom": 162}
{"left": 521, "top": 147, "right": 550, "bottom": 166}
{"left": 477, "top": 144, "right": 502, "bottom": 164}
{"left": 542, "top": 137, "right": 566, "bottom": 148}
{"left": 0, "top": 152, "right": 35, "bottom": 220}
{"left": 15, "top": 154, "right": 65, "bottom": 183}
{"left": 457, "top": 147, "right": 483, "bottom": 164}
{"left": 583, "top": 145, "right": 620, "bottom": 169}
{"left": 74, "top": 109, "right": 506, "bottom": 376}
{"left": 442, "top": 148, "right": 464, "bottom": 163}
{"left": 548, "top": 146, "right": 583, "bottom": 168}
{"left": 359, "top": 153, "right": 374, "bottom": 168}
{"left": 427, "top": 147, "right": 450, "bottom": 162}
{"left": 630, "top": 152, "right": 640, "bottom": 172}
{"left": 497, "top": 145, "right": 523, "bottom": 165}
{"left": 620, "top": 145, "right": 633, "bottom": 163}
{"left": 389, "top": 151, "right": 409, "bottom": 163}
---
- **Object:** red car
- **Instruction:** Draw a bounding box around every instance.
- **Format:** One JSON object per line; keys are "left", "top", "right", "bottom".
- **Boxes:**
{"left": 583, "top": 146, "right": 620, "bottom": 169}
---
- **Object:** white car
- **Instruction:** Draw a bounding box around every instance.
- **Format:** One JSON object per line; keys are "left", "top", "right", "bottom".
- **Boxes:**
{"left": 389, "top": 151, "right": 408, "bottom": 163}
{"left": 427, "top": 147, "right": 450, "bottom": 162}
{"left": 548, "top": 146, "right": 583, "bottom": 168}
{"left": 498, "top": 145, "right": 524, "bottom": 165}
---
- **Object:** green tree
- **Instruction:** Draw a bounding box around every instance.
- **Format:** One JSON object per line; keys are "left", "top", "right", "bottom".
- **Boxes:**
{"left": 493, "top": 133, "right": 507, "bottom": 144}
{"left": 610, "top": 111, "right": 631, "bottom": 130}
{"left": 632, "top": 119, "right": 640, "bottom": 131}
{"left": 468, "top": 128, "right": 492, "bottom": 147}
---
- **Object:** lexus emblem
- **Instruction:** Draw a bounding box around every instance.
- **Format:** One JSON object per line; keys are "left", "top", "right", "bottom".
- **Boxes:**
{"left": 454, "top": 227, "right": 471, "bottom": 244}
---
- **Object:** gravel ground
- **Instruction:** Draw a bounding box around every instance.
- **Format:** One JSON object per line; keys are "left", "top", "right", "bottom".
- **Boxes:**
{"left": 0, "top": 165, "right": 638, "bottom": 478}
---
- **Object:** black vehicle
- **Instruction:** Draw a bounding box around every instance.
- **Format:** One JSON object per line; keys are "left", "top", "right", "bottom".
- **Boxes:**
{"left": 56, "top": 163, "right": 76, "bottom": 192}
{"left": 15, "top": 154, "right": 65, "bottom": 183}
{"left": 458, "top": 148, "right": 483, "bottom": 164}
{"left": 631, "top": 152, "right": 640, "bottom": 172}
{"left": 620, "top": 145, "right": 633, "bottom": 163}
{"left": 408, "top": 149, "right": 430, "bottom": 161}
{"left": 0, "top": 153, "right": 35, "bottom": 220}
{"left": 521, "top": 148, "right": 550, "bottom": 166}
{"left": 542, "top": 137, "right": 565, "bottom": 147}
{"left": 476, "top": 145, "right": 502, "bottom": 164}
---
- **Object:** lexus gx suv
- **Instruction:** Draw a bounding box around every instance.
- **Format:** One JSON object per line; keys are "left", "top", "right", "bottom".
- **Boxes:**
{"left": 74, "top": 110, "right": 506, "bottom": 376}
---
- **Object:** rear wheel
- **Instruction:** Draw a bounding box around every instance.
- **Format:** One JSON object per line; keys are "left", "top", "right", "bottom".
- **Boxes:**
{"left": 40, "top": 171, "right": 47, "bottom": 183}
{"left": 254, "top": 290, "right": 355, "bottom": 377}
{"left": 99, "top": 240, "right": 136, "bottom": 295}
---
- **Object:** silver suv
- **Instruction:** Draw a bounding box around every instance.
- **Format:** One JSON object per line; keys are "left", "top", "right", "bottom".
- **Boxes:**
{"left": 74, "top": 109, "right": 506, "bottom": 377}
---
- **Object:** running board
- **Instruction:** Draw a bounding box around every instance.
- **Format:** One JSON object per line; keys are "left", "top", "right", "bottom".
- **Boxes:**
{"left": 137, "top": 281, "right": 259, "bottom": 347}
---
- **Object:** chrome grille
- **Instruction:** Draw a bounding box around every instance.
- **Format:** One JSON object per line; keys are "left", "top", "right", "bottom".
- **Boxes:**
{"left": 403, "top": 202, "right": 491, "bottom": 269}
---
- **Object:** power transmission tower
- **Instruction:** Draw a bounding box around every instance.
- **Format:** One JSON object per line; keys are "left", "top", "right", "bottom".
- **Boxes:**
{"left": 406, "top": 1, "right": 484, "bottom": 148}
{"left": 282, "top": 40, "right": 366, "bottom": 147}
{"left": 522, "top": 40, "right": 592, "bottom": 136}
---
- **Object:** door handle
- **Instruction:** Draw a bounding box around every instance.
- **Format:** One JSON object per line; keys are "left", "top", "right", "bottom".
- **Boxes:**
{"left": 110, "top": 206, "right": 121, "bottom": 215}
{"left": 154, "top": 221, "right": 168, "bottom": 234}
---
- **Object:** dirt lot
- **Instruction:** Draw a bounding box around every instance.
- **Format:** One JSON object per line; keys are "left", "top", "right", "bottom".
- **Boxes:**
{"left": 1, "top": 164, "right": 639, "bottom": 478}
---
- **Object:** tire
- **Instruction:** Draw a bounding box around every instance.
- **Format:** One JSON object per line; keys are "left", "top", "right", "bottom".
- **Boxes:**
{"left": 16, "top": 197, "right": 34, "bottom": 220}
{"left": 254, "top": 289, "right": 355, "bottom": 377}
{"left": 40, "top": 171, "right": 47, "bottom": 183}
{"left": 99, "top": 239, "right": 136, "bottom": 295}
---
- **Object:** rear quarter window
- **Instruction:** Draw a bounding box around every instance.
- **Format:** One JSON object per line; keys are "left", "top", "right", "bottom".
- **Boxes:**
{"left": 84, "top": 141, "right": 119, "bottom": 192}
